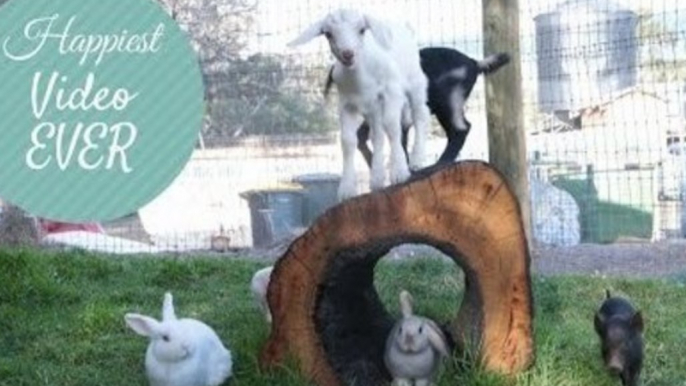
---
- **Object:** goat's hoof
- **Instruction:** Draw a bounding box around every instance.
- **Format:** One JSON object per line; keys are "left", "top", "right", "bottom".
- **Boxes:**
{"left": 337, "top": 191, "right": 356, "bottom": 202}
{"left": 409, "top": 154, "right": 427, "bottom": 170}
{"left": 337, "top": 181, "right": 358, "bottom": 201}
{"left": 389, "top": 165, "right": 411, "bottom": 185}
{"left": 370, "top": 176, "right": 386, "bottom": 191}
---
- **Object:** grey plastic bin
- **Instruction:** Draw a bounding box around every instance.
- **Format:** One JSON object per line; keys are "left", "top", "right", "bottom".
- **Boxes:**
{"left": 240, "top": 188, "right": 304, "bottom": 248}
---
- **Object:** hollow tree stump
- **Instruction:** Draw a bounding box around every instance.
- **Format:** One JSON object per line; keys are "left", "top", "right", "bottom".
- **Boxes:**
{"left": 259, "top": 161, "right": 534, "bottom": 386}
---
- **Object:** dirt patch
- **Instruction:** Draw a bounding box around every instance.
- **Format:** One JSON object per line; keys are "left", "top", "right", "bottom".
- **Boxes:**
{"left": 39, "top": 221, "right": 686, "bottom": 280}
{"left": 532, "top": 241, "right": 686, "bottom": 279}
{"left": 376, "top": 242, "right": 686, "bottom": 279}
{"left": 223, "top": 240, "right": 686, "bottom": 280}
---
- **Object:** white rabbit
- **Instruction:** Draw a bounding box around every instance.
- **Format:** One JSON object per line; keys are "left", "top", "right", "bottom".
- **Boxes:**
{"left": 124, "top": 292, "right": 233, "bottom": 386}
{"left": 250, "top": 265, "right": 274, "bottom": 323}
{"left": 384, "top": 290, "right": 450, "bottom": 386}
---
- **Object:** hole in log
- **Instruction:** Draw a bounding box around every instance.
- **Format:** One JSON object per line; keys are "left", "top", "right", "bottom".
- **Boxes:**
{"left": 314, "top": 240, "right": 471, "bottom": 386}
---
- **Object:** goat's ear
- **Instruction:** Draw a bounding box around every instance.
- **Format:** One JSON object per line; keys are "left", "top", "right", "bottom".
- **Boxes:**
{"left": 288, "top": 19, "right": 324, "bottom": 47}
{"left": 364, "top": 15, "right": 393, "bottom": 49}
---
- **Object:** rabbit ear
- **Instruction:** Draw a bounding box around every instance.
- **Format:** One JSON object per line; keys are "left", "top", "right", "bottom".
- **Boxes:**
{"left": 125, "top": 313, "right": 161, "bottom": 337}
{"left": 288, "top": 19, "right": 324, "bottom": 47}
{"left": 424, "top": 319, "right": 450, "bottom": 357}
{"left": 399, "top": 290, "right": 414, "bottom": 318}
{"left": 163, "top": 292, "right": 176, "bottom": 321}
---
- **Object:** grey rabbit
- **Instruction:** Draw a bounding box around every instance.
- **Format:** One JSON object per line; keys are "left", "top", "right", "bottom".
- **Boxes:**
{"left": 384, "top": 290, "right": 450, "bottom": 386}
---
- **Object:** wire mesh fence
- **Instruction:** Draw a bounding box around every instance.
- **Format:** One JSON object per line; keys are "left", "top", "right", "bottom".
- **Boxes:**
{"left": 1, "top": 0, "right": 686, "bottom": 265}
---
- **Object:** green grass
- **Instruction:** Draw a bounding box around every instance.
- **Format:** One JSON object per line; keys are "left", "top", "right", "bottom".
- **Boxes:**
{"left": 591, "top": 201, "right": 653, "bottom": 242}
{"left": 1, "top": 249, "right": 685, "bottom": 386}
{"left": 552, "top": 177, "right": 653, "bottom": 243}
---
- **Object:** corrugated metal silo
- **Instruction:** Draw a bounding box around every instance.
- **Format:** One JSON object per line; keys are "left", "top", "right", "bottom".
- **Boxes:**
{"left": 535, "top": 0, "right": 638, "bottom": 113}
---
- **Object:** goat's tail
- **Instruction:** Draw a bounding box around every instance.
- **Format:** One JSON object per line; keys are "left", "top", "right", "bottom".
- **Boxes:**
{"left": 476, "top": 52, "right": 511, "bottom": 75}
{"left": 323, "top": 65, "right": 335, "bottom": 99}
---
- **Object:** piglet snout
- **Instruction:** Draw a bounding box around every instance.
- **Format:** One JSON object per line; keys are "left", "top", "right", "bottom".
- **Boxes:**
{"left": 607, "top": 354, "right": 624, "bottom": 374}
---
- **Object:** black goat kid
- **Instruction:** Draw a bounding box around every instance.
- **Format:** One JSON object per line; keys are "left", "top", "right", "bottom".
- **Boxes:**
{"left": 324, "top": 47, "right": 510, "bottom": 167}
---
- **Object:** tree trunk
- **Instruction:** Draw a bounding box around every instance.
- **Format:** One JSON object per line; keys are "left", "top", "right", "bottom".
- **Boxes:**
{"left": 260, "top": 161, "right": 534, "bottom": 386}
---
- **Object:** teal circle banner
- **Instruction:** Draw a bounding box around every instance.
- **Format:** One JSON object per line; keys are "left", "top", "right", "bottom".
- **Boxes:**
{"left": 0, "top": 0, "right": 204, "bottom": 222}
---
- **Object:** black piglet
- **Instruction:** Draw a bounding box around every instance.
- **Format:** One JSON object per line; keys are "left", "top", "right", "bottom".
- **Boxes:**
{"left": 594, "top": 290, "right": 644, "bottom": 386}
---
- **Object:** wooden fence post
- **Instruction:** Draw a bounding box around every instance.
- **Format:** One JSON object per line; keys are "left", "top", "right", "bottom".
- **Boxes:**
{"left": 482, "top": 0, "right": 532, "bottom": 243}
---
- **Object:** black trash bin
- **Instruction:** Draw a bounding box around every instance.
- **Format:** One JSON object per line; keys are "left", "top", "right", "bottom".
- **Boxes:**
{"left": 240, "top": 188, "right": 304, "bottom": 249}
{"left": 293, "top": 173, "right": 341, "bottom": 225}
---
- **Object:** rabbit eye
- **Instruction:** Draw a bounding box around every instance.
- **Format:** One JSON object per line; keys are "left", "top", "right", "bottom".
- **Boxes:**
{"left": 419, "top": 325, "right": 424, "bottom": 334}
{"left": 398, "top": 327, "right": 403, "bottom": 335}
{"left": 359, "top": 27, "right": 366, "bottom": 35}
{"left": 162, "top": 334, "right": 170, "bottom": 342}
{"left": 324, "top": 31, "right": 332, "bottom": 40}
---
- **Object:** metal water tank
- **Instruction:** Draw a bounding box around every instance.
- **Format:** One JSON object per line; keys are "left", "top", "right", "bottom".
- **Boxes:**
{"left": 535, "top": 0, "right": 638, "bottom": 113}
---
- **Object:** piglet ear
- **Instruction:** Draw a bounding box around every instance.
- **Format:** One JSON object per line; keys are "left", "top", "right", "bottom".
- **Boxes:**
{"left": 631, "top": 311, "right": 644, "bottom": 333}
{"left": 593, "top": 312, "right": 604, "bottom": 335}
{"left": 363, "top": 14, "right": 393, "bottom": 49}
{"left": 288, "top": 19, "right": 324, "bottom": 47}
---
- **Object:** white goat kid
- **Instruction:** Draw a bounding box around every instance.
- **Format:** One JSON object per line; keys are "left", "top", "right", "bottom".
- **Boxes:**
{"left": 289, "top": 9, "right": 430, "bottom": 200}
